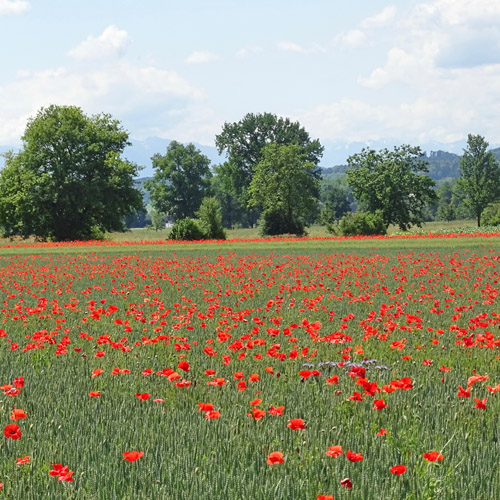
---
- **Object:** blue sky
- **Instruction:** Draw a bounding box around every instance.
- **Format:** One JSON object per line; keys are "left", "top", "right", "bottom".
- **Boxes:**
{"left": 1, "top": 0, "right": 500, "bottom": 163}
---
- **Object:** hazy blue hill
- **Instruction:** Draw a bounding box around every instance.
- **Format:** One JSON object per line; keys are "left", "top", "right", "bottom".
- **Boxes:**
{"left": 321, "top": 149, "right": 463, "bottom": 181}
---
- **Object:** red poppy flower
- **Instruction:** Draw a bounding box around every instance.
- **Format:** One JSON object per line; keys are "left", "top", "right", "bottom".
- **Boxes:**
{"left": 340, "top": 477, "right": 353, "bottom": 489}
{"left": 266, "top": 451, "right": 284, "bottom": 465}
{"left": 177, "top": 360, "right": 190, "bottom": 372}
{"left": 325, "top": 445, "right": 343, "bottom": 458}
{"left": 88, "top": 391, "right": 100, "bottom": 397}
{"left": 317, "top": 495, "right": 334, "bottom": 500}
{"left": 16, "top": 456, "right": 30, "bottom": 465}
{"left": 376, "top": 428, "right": 388, "bottom": 436}
{"left": 473, "top": 397, "right": 487, "bottom": 410}
{"left": 249, "top": 398, "right": 262, "bottom": 406}
{"left": 10, "top": 409, "right": 27, "bottom": 420}
{"left": 204, "top": 410, "right": 221, "bottom": 419}
{"left": 268, "top": 405, "right": 285, "bottom": 416}
{"left": 457, "top": 385, "right": 471, "bottom": 398}
{"left": 349, "top": 391, "right": 363, "bottom": 401}
{"left": 423, "top": 451, "right": 444, "bottom": 462}
{"left": 135, "top": 393, "right": 150, "bottom": 401}
{"left": 346, "top": 450, "right": 363, "bottom": 462}
{"left": 248, "top": 408, "right": 266, "bottom": 420}
{"left": 373, "top": 399, "right": 388, "bottom": 410}
{"left": 122, "top": 451, "right": 144, "bottom": 462}
{"left": 287, "top": 418, "right": 306, "bottom": 430}
{"left": 390, "top": 465, "right": 406, "bottom": 475}
{"left": 3, "top": 424, "right": 22, "bottom": 440}
{"left": 198, "top": 402, "right": 214, "bottom": 413}
{"left": 13, "top": 377, "right": 24, "bottom": 388}
{"left": 49, "top": 464, "right": 74, "bottom": 482}
{"left": 91, "top": 368, "right": 104, "bottom": 378}
{"left": 326, "top": 375, "right": 339, "bottom": 385}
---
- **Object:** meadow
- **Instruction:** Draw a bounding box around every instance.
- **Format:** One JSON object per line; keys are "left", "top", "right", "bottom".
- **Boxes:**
{"left": 0, "top": 232, "right": 499, "bottom": 499}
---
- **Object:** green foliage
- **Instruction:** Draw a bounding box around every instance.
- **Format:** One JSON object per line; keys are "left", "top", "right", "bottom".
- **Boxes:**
{"left": 436, "top": 203, "right": 457, "bottom": 222}
{"left": 319, "top": 179, "right": 352, "bottom": 227}
{"left": 169, "top": 217, "right": 206, "bottom": 240}
{"left": 334, "top": 210, "right": 387, "bottom": 236}
{"left": 146, "top": 141, "right": 212, "bottom": 220}
{"left": 150, "top": 210, "right": 166, "bottom": 231}
{"left": 455, "top": 134, "right": 500, "bottom": 226}
{"left": 481, "top": 202, "right": 500, "bottom": 226}
{"left": 125, "top": 209, "right": 149, "bottom": 228}
{"left": 215, "top": 113, "right": 323, "bottom": 227}
{"left": 249, "top": 143, "right": 319, "bottom": 236}
{"left": 0, "top": 105, "right": 143, "bottom": 241}
{"left": 346, "top": 145, "right": 437, "bottom": 231}
{"left": 196, "top": 197, "right": 226, "bottom": 239}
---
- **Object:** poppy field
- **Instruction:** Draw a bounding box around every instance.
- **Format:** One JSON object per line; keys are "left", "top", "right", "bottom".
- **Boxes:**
{"left": 0, "top": 237, "right": 499, "bottom": 499}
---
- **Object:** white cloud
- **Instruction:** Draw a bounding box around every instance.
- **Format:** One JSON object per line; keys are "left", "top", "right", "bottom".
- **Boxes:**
{"left": 301, "top": 0, "right": 500, "bottom": 146}
{"left": 185, "top": 50, "right": 219, "bottom": 64}
{"left": 277, "top": 41, "right": 325, "bottom": 54}
{"left": 0, "top": 0, "right": 29, "bottom": 15}
{"left": 68, "top": 25, "right": 130, "bottom": 60}
{"left": 336, "top": 29, "right": 366, "bottom": 48}
{"left": 0, "top": 61, "right": 206, "bottom": 145}
{"left": 236, "top": 45, "right": 264, "bottom": 58}
{"left": 360, "top": 5, "right": 397, "bottom": 29}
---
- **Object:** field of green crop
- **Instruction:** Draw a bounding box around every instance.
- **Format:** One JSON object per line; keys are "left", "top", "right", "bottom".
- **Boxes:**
{"left": 0, "top": 235, "right": 499, "bottom": 499}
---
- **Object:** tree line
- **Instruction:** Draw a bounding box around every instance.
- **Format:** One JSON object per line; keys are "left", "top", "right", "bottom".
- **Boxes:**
{"left": 1, "top": 105, "right": 499, "bottom": 241}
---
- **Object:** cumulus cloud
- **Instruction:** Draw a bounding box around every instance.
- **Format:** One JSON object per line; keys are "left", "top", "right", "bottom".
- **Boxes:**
{"left": 68, "top": 25, "right": 130, "bottom": 60}
{"left": 360, "top": 5, "right": 397, "bottom": 29}
{"left": 185, "top": 50, "right": 219, "bottom": 64}
{"left": 277, "top": 41, "right": 325, "bottom": 54}
{"left": 336, "top": 29, "right": 366, "bottom": 48}
{"left": 236, "top": 45, "right": 264, "bottom": 58}
{"left": 301, "top": 0, "right": 500, "bottom": 145}
{"left": 0, "top": 0, "right": 29, "bottom": 15}
{"left": 0, "top": 61, "right": 207, "bottom": 145}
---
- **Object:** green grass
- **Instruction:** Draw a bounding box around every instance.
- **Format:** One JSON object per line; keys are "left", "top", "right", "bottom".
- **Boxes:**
{"left": 0, "top": 238, "right": 499, "bottom": 498}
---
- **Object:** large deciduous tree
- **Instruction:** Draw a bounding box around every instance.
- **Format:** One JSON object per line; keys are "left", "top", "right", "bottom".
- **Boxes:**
{"left": 346, "top": 145, "right": 436, "bottom": 231}
{"left": 215, "top": 112, "right": 323, "bottom": 227}
{"left": 248, "top": 143, "right": 319, "bottom": 235}
{"left": 0, "top": 105, "right": 143, "bottom": 241}
{"left": 455, "top": 134, "right": 500, "bottom": 227}
{"left": 146, "top": 141, "right": 212, "bottom": 220}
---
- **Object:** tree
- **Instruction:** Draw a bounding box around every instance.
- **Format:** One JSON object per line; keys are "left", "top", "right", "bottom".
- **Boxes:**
{"left": 146, "top": 141, "right": 212, "bottom": 220}
{"left": 346, "top": 145, "right": 436, "bottom": 231}
{"left": 248, "top": 143, "right": 319, "bottom": 235}
{"left": 215, "top": 113, "right": 323, "bottom": 227}
{"left": 0, "top": 105, "right": 143, "bottom": 241}
{"left": 319, "top": 180, "right": 352, "bottom": 228}
{"left": 455, "top": 134, "right": 500, "bottom": 227}
{"left": 196, "top": 197, "right": 226, "bottom": 239}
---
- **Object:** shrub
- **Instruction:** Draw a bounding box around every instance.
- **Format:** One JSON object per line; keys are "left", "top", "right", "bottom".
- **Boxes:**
{"left": 196, "top": 197, "right": 226, "bottom": 239}
{"left": 335, "top": 211, "right": 387, "bottom": 236}
{"left": 482, "top": 202, "right": 500, "bottom": 226}
{"left": 258, "top": 208, "right": 306, "bottom": 236}
{"left": 169, "top": 218, "right": 206, "bottom": 241}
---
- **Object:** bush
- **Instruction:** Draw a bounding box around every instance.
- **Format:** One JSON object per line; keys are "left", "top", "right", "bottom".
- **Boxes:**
{"left": 196, "top": 197, "right": 226, "bottom": 239}
{"left": 482, "top": 202, "right": 500, "bottom": 226}
{"left": 258, "top": 208, "right": 306, "bottom": 236}
{"left": 334, "top": 211, "right": 387, "bottom": 236}
{"left": 169, "top": 218, "right": 206, "bottom": 241}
